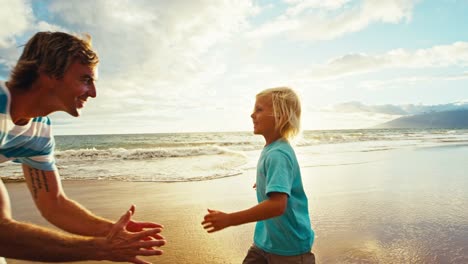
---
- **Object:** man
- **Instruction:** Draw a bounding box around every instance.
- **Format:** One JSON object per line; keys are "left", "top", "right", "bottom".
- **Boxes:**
{"left": 0, "top": 31, "right": 165, "bottom": 263}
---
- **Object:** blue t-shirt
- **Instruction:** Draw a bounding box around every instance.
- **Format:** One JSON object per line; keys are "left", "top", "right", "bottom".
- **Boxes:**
{"left": 0, "top": 81, "right": 56, "bottom": 171}
{"left": 254, "top": 139, "right": 314, "bottom": 256}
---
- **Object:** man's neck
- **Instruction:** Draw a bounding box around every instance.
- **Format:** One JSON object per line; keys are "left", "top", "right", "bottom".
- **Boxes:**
{"left": 6, "top": 82, "right": 37, "bottom": 126}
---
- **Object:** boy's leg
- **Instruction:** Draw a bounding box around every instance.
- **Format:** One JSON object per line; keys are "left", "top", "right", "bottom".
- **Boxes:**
{"left": 266, "top": 251, "right": 316, "bottom": 264}
{"left": 242, "top": 245, "right": 268, "bottom": 264}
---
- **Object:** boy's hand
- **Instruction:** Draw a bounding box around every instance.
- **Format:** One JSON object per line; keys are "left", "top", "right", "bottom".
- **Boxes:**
{"left": 201, "top": 209, "right": 230, "bottom": 233}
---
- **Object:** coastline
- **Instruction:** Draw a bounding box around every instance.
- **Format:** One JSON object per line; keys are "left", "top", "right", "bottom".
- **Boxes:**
{"left": 6, "top": 173, "right": 259, "bottom": 264}
{"left": 4, "top": 145, "right": 468, "bottom": 263}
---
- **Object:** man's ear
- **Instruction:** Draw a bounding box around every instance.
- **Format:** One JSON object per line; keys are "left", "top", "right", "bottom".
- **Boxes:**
{"left": 36, "top": 71, "right": 58, "bottom": 92}
{"left": 38, "top": 67, "right": 60, "bottom": 80}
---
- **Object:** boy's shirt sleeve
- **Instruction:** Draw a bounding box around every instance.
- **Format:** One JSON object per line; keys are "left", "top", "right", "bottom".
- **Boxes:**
{"left": 264, "top": 150, "right": 293, "bottom": 197}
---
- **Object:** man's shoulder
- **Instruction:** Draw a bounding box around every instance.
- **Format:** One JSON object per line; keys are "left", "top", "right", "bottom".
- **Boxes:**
{"left": 0, "top": 81, "right": 7, "bottom": 96}
{"left": 0, "top": 81, "right": 8, "bottom": 113}
{"left": 32, "top": 116, "right": 51, "bottom": 125}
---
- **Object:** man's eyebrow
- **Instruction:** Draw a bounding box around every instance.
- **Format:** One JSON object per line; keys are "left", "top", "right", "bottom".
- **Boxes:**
{"left": 81, "top": 74, "right": 97, "bottom": 81}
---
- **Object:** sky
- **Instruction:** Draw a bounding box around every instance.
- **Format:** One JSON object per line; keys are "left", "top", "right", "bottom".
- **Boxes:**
{"left": 1, "top": 0, "right": 468, "bottom": 135}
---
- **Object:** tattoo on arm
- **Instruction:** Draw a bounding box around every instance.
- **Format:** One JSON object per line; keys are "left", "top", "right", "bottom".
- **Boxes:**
{"left": 28, "top": 168, "right": 50, "bottom": 199}
{"left": 42, "top": 170, "right": 49, "bottom": 192}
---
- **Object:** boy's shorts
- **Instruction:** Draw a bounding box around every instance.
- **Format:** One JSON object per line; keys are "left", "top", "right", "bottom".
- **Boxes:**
{"left": 243, "top": 244, "right": 315, "bottom": 264}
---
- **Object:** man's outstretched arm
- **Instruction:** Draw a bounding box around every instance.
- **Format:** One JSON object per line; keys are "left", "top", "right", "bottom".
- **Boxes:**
{"left": 22, "top": 164, "right": 163, "bottom": 237}
{"left": 0, "top": 193, "right": 165, "bottom": 263}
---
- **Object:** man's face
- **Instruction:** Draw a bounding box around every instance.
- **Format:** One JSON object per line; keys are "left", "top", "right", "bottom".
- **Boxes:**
{"left": 54, "top": 61, "right": 98, "bottom": 117}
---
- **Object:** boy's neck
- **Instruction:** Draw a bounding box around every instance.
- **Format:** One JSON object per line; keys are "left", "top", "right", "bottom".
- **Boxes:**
{"left": 263, "top": 132, "right": 282, "bottom": 146}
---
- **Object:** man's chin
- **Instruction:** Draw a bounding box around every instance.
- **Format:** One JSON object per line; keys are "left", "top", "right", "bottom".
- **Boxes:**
{"left": 67, "top": 108, "right": 81, "bottom": 117}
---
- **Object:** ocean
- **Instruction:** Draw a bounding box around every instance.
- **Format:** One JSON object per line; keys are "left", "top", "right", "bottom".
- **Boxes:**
{"left": 1, "top": 128, "right": 468, "bottom": 182}
{"left": 3, "top": 128, "right": 468, "bottom": 263}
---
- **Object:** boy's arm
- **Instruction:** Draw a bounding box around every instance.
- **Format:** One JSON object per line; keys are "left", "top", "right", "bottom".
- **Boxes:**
{"left": 202, "top": 192, "right": 287, "bottom": 233}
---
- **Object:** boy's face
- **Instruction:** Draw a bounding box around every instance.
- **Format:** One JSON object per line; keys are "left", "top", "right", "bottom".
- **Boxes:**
{"left": 53, "top": 61, "right": 98, "bottom": 117}
{"left": 251, "top": 95, "right": 276, "bottom": 136}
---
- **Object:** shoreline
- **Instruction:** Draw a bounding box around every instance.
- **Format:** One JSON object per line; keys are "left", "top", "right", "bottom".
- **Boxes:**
{"left": 4, "top": 145, "right": 468, "bottom": 263}
{"left": 6, "top": 174, "right": 259, "bottom": 264}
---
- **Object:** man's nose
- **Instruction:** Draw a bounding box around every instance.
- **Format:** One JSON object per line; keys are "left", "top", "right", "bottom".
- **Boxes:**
{"left": 88, "top": 83, "right": 97, "bottom": 98}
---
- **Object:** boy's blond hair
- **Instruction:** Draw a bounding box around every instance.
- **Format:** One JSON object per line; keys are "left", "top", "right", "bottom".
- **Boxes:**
{"left": 257, "top": 87, "right": 301, "bottom": 140}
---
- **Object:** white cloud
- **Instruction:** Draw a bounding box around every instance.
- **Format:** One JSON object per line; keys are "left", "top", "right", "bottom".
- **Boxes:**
{"left": 308, "top": 42, "right": 468, "bottom": 80}
{"left": 248, "top": 0, "right": 416, "bottom": 41}
{"left": 329, "top": 101, "right": 468, "bottom": 115}
{"left": 48, "top": 0, "right": 256, "bottom": 81}
{"left": 0, "top": 0, "right": 36, "bottom": 72}
{"left": 37, "top": 0, "right": 260, "bottom": 127}
{"left": 304, "top": 110, "right": 397, "bottom": 130}
{"left": 360, "top": 72, "right": 468, "bottom": 91}
{"left": 0, "top": 0, "right": 34, "bottom": 48}
{"left": 35, "top": 21, "right": 66, "bottom": 32}
{"left": 1, "top": 1, "right": 467, "bottom": 133}
{"left": 329, "top": 101, "right": 407, "bottom": 115}
{"left": 285, "top": 0, "right": 353, "bottom": 16}
{"left": 0, "top": 1, "right": 66, "bottom": 70}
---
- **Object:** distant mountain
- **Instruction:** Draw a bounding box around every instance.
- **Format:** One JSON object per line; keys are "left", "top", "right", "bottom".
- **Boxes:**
{"left": 375, "top": 109, "right": 468, "bottom": 129}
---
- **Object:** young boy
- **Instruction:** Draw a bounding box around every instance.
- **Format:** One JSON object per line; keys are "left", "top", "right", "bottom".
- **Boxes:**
{"left": 202, "top": 87, "right": 315, "bottom": 263}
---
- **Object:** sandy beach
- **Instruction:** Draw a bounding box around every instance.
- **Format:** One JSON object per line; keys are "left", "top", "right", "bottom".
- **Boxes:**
{"left": 6, "top": 173, "right": 259, "bottom": 264}
{"left": 4, "top": 144, "right": 468, "bottom": 263}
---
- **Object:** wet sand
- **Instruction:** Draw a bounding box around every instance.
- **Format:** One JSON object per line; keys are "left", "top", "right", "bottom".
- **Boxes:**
{"left": 5, "top": 145, "right": 468, "bottom": 263}
{"left": 6, "top": 173, "right": 258, "bottom": 264}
